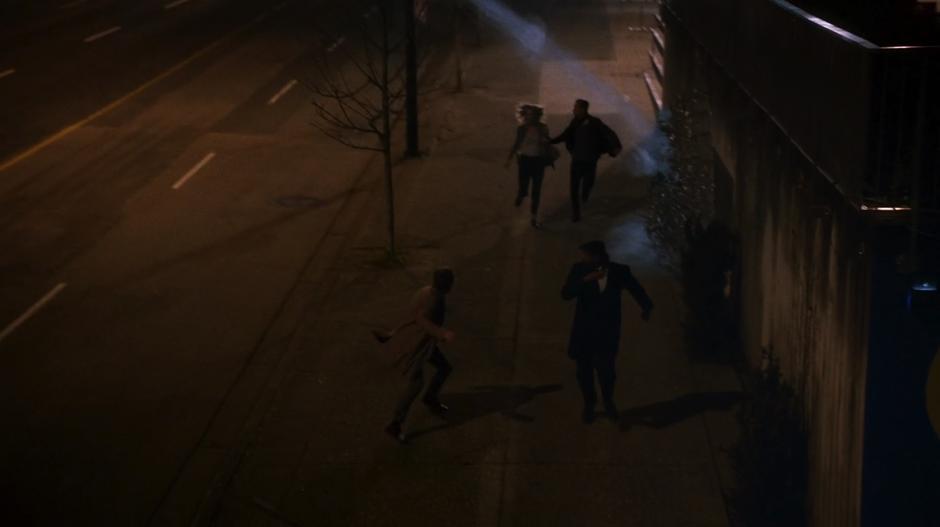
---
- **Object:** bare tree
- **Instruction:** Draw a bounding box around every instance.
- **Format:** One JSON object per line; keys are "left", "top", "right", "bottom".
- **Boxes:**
{"left": 302, "top": 1, "right": 412, "bottom": 256}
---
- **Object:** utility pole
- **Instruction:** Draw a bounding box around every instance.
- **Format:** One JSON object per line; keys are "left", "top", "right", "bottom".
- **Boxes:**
{"left": 404, "top": 0, "right": 419, "bottom": 157}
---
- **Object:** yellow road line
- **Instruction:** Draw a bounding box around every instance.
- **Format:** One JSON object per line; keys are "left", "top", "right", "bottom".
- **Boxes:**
{"left": 0, "top": 10, "right": 270, "bottom": 174}
{"left": 0, "top": 283, "right": 67, "bottom": 345}
{"left": 83, "top": 25, "right": 122, "bottom": 43}
{"left": 172, "top": 151, "right": 215, "bottom": 190}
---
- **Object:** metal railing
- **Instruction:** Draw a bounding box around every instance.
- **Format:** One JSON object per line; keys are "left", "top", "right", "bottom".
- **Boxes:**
{"left": 663, "top": 0, "right": 940, "bottom": 212}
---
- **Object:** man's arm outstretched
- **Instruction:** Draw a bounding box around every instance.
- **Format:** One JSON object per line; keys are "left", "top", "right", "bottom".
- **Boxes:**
{"left": 620, "top": 266, "right": 654, "bottom": 319}
{"left": 550, "top": 122, "right": 573, "bottom": 145}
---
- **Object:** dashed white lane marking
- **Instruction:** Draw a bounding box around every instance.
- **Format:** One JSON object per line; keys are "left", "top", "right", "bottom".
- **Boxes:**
{"left": 0, "top": 283, "right": 67, "bottom": 344}
{"left": 0, "top": 69, "right": 15, "bottom": 80}
{"left": 172, "top": 152, "right": 215, "bottom": 190}
{"left": 0, "top": 10, "right": 270, "bottom": 175}
{"left": 84, "top": 26, "right": 122, "bottom": 43}
{"left": 164, "top": 0, "right": 191, "bottom": 9}
{"left": 327, "top": 36, "right": 346, "bottom": 52}
{"left": 274, "top": 1, "right": 289, "bottom": 11}
{"left": 267, "top": 79, "right": 297, "bottom": 105}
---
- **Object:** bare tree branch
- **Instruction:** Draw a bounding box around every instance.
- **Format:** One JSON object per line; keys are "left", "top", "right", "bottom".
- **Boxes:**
{"left": 310, "top": 120, "right": 382, "bottom": 152}
{"left": 300, "top": 0, "right": 429, "bottom": 255}
{"left": 310, "top": 94, "right": 378, "bottom": 135}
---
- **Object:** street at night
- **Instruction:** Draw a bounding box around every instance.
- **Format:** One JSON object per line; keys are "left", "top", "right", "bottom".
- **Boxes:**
{"left": 0, "top": 1, "right": 938, "bottom": 526}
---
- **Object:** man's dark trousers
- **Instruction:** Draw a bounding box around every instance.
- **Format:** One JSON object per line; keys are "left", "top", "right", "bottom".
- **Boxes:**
{"left": 570, "top": 159, "right": 597, "bottom": 219}
{"left": 394, "top": 347, "right": 452, "bottom": 422}
{"left": 575, "top": 351, "right": 616, "bottom": 408}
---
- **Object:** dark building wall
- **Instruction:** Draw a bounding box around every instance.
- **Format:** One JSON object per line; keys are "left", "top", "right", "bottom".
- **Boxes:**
{"left": 659, "top": 0, "right": 875, "bottom": 203}
{"left": 662, "top": 6, "right": 871, "bottom": 526}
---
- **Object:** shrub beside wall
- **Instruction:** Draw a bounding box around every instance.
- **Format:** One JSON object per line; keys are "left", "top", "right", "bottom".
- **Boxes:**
{"left": 730, "top": 351, "right": 809, "bottom": 527}
{"left": 649, "top": 96, "right": 809, "bottom": 525}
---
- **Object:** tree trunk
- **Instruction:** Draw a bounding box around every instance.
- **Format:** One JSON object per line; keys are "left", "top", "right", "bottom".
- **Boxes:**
{"left": 454, "top": 8, "right": 463, "bottom": 93}
{"left": 382, "top": 5, "right": 396, "bottom": 255}
{"left": 383, "top": 135, "right": 395, "bottom": 256}
{"left": 404, "top": 0, "right": 419, "bottom": 157}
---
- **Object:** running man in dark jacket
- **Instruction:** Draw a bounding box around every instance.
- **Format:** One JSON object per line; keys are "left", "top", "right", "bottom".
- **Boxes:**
{"left": 551, "top": 99, "right": 621, "bottom": 222}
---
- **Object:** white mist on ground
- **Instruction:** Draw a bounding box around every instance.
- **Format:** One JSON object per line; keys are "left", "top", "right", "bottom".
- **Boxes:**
{"left": 469, "top": 0, "right": 669, "bottom": 176}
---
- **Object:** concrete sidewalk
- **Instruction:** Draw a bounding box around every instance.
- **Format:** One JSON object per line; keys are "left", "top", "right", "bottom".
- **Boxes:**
{"left": 209, "top": 2, "right": 740, "bottom": 525}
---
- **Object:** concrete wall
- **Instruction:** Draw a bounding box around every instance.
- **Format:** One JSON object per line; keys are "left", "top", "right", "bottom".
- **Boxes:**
{"left": 662, "top": 8, "right": 872, "bottom": 527}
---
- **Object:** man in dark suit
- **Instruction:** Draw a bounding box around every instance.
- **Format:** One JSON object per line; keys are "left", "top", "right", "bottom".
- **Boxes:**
{"left": 550, "top": 99, "right": 622, "bottom": 222}
{"left": 561, "top": 241, "right": 653, "bottom": 423}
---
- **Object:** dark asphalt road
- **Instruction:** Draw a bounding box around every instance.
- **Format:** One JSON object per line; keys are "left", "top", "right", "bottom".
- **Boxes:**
{"left": 0, "top": 0, "right": 279, "bottom": 160}
{"left": 0, "top": 1, "right": 385, "bottom": 523}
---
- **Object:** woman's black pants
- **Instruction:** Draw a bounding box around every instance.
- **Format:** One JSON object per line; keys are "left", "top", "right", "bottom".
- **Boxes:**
{"left": 517, "top": 155, "right": 546, "bottom": 215}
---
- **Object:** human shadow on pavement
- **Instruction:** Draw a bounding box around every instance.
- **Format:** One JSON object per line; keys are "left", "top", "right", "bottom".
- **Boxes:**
{"left": 408, "top": 384, "right": 563, "bottom": 440}
{"left": 618, "top": 391, "right": 743, "bottom": 431}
